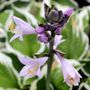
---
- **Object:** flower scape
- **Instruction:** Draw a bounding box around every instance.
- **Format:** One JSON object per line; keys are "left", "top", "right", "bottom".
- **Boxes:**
{"left": 9, "top": 3, "right": 82, "bottom": 90}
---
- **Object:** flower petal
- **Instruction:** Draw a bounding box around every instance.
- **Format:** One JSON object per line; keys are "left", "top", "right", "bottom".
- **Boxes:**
{"left": 19, "top": 22, "right": 36, "bottom": 34}
{"left": 54, "top": 35, "right": 63, "bottom": 49}
{"left": 12, "top": 16, "right": 36, "bottom": 34}
{"left": 12, "top": 16, "right": 30, "bottom": 27}
{"left": 36, "top": 57, "right": 48, "bottom": 66}
{"left": 36, "top": 68, "right": 42, "bottom": 78}
{"left": 19, "top": 64, "right": 38, "bottom": 79}
{"left": 18, "top": 55, "right": 36, "bottom": 65}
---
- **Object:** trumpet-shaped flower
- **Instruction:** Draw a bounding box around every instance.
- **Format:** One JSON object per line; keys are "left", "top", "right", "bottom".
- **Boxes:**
{"left": 9, "top": 16, "right": 36, "bottom": 42}
{"left": 18, "top": 55, "right": 48, "bottom": 79}
{"left": 55, "top": 51, "right": 82, "bottom": 86}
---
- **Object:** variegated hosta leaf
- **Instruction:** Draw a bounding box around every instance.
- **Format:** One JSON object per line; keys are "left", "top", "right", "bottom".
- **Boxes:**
{"left": 12, "top": 5, "right": 38, "bottom": 27}
{"left": 76, "top": 7, "right": 90, "bottom": 32}
{"left": 58, "top": 13, "right": 89, "bottom": 59}
{"left": 0, "top": 10, "right": 13, "bottom": 26}
{"left": 81, "top": 60, "right": 90, "bottom": 76}
{"left": 86, "top": 78, "right": 90, "bottom": 89}
{"left": 30, "top": 77, "right": 53, "bottom": 90}
{"left": 0, "top": 53, "right": 21, "bottom": 89}
{"left": 0, "top": 87, "right": 19, "bottom": 90}
{"left": 53, "top": 0, "right": 77, "bottom": 7}
{"left": 0, "top": 0, "right": 16, "bottom": 11}
{"left": 13, "top": 0, "right": 30, "bottom": 8}
{"left": 30, "top": 80, "right": 38, "bottom": 90}
{"left": 0, "top": 28, "right": 6, "bottom": 50}
{"left": 8, "top": 34, "right": 41, "bottom": 57}
{"left": 78, "top": 82, "right": 90, "bottom": 90}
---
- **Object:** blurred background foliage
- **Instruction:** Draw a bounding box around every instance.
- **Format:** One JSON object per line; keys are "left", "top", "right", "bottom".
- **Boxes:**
{"left": 0, "top": 0, "right": 90, "bottom": 90}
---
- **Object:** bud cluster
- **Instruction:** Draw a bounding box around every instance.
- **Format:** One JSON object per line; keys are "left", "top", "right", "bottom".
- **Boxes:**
{"left": 35, "top": 4, "right": 73, "bottom": 43}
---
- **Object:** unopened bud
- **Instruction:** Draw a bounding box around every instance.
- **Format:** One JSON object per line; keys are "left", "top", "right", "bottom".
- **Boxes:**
{"left": 64, "top": 8, "right": 74, "bottom": 16}
{"left": 38, "top": 33, "right": 49, "bottom": 43}
{"left": 44, "top": 4, "right": 63, "bottom": 23}
{"left": 35, "top": 26, "right": 45, "bottom": 34}
{"left": 55, "top": 27, "right": 62, "bottom": 35}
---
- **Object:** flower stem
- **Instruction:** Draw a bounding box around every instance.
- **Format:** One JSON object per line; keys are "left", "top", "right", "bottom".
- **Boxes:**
{"left": 46, "top": 31, "right": 55, "bottom": 90}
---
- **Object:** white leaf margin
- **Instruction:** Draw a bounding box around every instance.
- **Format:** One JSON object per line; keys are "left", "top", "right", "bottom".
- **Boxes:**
{"left": 0, "top": 52, "right": 22, "bottom": 89}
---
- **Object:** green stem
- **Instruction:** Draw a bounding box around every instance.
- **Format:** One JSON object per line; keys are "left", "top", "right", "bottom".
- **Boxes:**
{"left": 46, "top": 32, "right": 55, "bottom": 90}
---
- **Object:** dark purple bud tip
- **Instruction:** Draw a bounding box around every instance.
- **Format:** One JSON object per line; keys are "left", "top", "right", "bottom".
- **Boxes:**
{"left": 48, "top": 10, "right": 60, "bottom": 22}
{"left": 38, "top": 33, "right": 49, "bottom": 43}
{"left": 44, "top": 24, "right": 50, "bottom": 30}
{"left": 35, "top": 26, "right": 45, "bottom": 34}
{"left": 55, "top": 28, "right": 62, "bottom": 35}
{"left": 44, "top": 3, "right": 63, "bottom": 23}
{"left": 64, "top": 8, "right": 74, "bottom": 16}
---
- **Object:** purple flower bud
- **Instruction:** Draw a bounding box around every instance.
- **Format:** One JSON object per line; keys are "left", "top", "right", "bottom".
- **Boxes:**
{"left": 35, "top": 26, "right": 45, "bottom": 34}
{"left": 44, "top": 24, "right": 50, "bottom": 30}
{"left": 58, "top": 8, "right": 73, "bottom": 28}
{"left": 38, "top": 33, "right": 49, "bottom": 43}
{"left": 55, "top": 27, "right": 62, "bottom": 35}
{"left": 64, "top": 8, "right": 74, "bottom": 16}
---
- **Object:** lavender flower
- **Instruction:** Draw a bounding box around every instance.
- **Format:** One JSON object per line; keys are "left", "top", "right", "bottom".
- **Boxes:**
{"left": 9, "top": 16, "right": 36, "bottom": 42}
{"left": 18, "top": 55, "right": 48, "bottom": 79}
{"left": 54, "top": 34, "right": 82, "bottom": 86}
{"left": 55, "top": 51, "right": 82, "bottom": 86}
